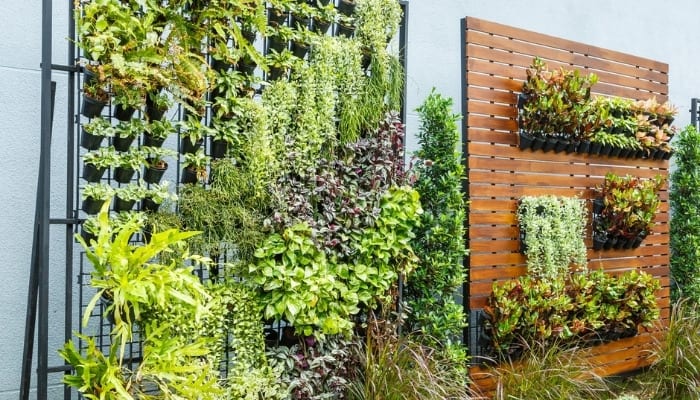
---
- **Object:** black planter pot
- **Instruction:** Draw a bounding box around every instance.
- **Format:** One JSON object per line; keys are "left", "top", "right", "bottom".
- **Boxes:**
{"left": 603, "top": 235, "right": 617, "bottom": 250}
{"left": 211, "top": 138, "right": 229, "bottom": 159}
{"left": 237, "top": 59, "right": 257, "bottom": 75}
{"left": 623, "top": 235, "right": 635, "bottom": 249}
{"left": 267, "top": 67, "right": 287, "bottom": 81}
{"left": 592, "top": 198, "right": 605, "bottom": 214}
{"left": 291, "top": 14, "right": 311, "bottom": 30}
{"left": 337, "top": 0, "right": 356, "bottom": 16}
{"left": 82, "top": 67, "right": 97, "bottom": 85}
{"left": 519, "top": 131, "right": 534, "bottom": 150}
{"left": 292, "top": 41, "right": 310, "bottom": 59}
{"left": 593, "top": 234, "right": 607, "bottom": 250}
{"left": 113, "top": 196, "right": 136, "bottom": 212}
{"left": 565, "top": 141, "right": 578, "bottom": 154}
{"left": 80, "top": 129, "right": 104, "bottom": 151}
{"left": 145, "top": 98, "right": 168, "bottom": 122}
{"left": 268, "top": 8, "right": 288, "bottom": 26}
{"left": 267, "top": 36, "right": 288, "bottom": 53}
{"left": 113, "top": 135, "right": 136, "bottom": 152}
{"left": 609, "top": 146, "right": 622, "bottom": 158}
{"left": 614, "top": 236, "right": 627, "bottom": 249}
{"left": 312, "top": 17, "right": 331, "bottom": 34}
{"left": 82, "top": 163, "right": 106, "bottom": 183}
{"left": 242, "top": 29, "right": 257, "bottom": 44}
{"left": 113, "top": 166, "right": 135, "bottom": 183}
{"left": 617, "top": 148, "right": 630, "bottom": 159}
{"left": 543, "top": 137, "right": 557, "bottom": 152}
{"left": 181, "top": 167, "right": 199, "bottom": 184}
{"left": 646, "top": 148, "right": 658, "bottom": 159}
{"left": 113, "top": 104, "right": 136, "bottom": 121}
{"left": 553, "top": 139, "right": 568, "bottom": 153}
{"left": 210, "top": 58, "right": 232, "bottom": 73}
{"left": 653, "top": 148, "right": 665, "bottom": 160}
{"left": 663, "top": 150, "right": 673, "bottom": 160}
{"left": 143, "top": 164, "right": 167, "bottom": 184}
{"left": 599, "top": 144, "right": 612, "bottom": 157}
{"left": 532, "top": 137, "right": 546, "bottom": 151}
{"left": 589, "top": 142, "right": 602, "bottom": 156}
{"left": 82, "top": 197, "right": 106, "bottom": 215}
{"left": 180, "top": 136, "right": 203, "bottom": 154}
{"left": 141, "top": 197, "right": 160, "bottom": 212}
{"left": 81, "top": 95, "right": 106, "bottom": 118}
{"left": 336, "top": 22, "right": 355, "bottom": 38}
{"left": 143, "top": 133, "right": 165, "bottom": 148}
{"left": 578, "top": 140, "right": 591, "bottom": 154}
{"left": 80, "top": 225, "right": 96, "bottom": 244}
{"left": 632, "top": 232, "right": 647, "bottom": 248}
{"left": 635, "top": 149, "right": 646, "bottom": 159}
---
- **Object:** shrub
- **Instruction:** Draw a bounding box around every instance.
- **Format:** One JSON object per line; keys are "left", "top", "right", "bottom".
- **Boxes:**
{"left": 670, "top": 125, "right": 700, "bottom": 302}
{"left": 405, "top": 90, "right": 467, "bottom": 350}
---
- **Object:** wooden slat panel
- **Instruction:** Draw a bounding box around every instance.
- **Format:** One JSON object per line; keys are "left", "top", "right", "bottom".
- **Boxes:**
{"left": 464, "top": 16, "right": 671, "bottom": 383}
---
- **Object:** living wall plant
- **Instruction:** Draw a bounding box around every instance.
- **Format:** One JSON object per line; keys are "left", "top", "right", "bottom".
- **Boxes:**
{"left": 670, "top": 125, "right": 700, "bottom": 302}
{"left": 404, "top": 91, "right": 467, "bottom": 356}
{"left": 518, "top": 196, "right": 588, "bottom": 280}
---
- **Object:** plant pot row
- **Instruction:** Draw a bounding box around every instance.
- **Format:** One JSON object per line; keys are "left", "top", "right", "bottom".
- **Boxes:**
{"left": 518, "top": 131, "right": 673, "bottom": 160}
{"left": 592, "top": 231, "right": 648, "bottom": 251}
{"left": 82, "top": 163, "right": 168, "bottom": 184}
{"left": 81, "top": 195, "right": 163, "bottom": 215}
{"left": 81, "top": 94, "right": 168, "bottom": 121}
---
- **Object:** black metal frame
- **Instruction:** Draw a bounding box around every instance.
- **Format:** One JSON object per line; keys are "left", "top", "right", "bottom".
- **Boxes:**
{"left": 21, "top": 1, "right": 410, "bottom": 398}
{"left": 691, "top": 98, "right": 700, "bottom": 129}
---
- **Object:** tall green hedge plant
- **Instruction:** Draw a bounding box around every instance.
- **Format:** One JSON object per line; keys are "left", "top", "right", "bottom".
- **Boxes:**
{"left": 671, "top": 125, "right": 700, "bottom": 302}
{"left": 405, "top": 91, "right": 467, "bottom": 349}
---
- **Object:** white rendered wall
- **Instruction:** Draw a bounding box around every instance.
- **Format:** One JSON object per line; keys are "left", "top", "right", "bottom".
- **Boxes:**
{"left": 2, "top": 0, "right": 699, "bottom": 397}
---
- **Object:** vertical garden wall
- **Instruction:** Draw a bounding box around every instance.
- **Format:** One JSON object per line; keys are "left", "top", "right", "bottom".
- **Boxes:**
{"left": 462, "top": 16, "right": 671, "bottom": 379}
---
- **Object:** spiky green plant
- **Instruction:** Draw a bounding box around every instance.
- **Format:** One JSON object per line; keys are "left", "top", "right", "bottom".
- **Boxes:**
{"left": 492, "top": 341, "right": 611, "bottom": 400}
{"left": 645, "top": 300, "right": 700, "bottom": 399}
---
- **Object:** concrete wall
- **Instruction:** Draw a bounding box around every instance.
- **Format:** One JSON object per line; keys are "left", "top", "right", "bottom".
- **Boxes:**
{"left": 404, "top": 0, "right": 700, "bottom": 151}
{"left": 2, "top": 0, "right": 699, "bottom": 397}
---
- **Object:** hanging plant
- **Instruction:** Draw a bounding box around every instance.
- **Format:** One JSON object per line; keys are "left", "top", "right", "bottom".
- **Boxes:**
{"left": 518, "top": 195, "right": 588, "bottom": 280}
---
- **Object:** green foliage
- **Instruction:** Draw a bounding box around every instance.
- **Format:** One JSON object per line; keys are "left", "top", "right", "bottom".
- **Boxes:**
{"left": 491, "top": 341, "right": 611, "bottom": 400}
{"left": 405, "top": 90, "right": 467, "bottom": 349}
{"left": 345, "top": 317, "right": 476, "bottom": 400}
{"left": 644, "top": 299, "right": 700, "bottom": 399}
{"left": 521, "top": 57, "right": 598, "bottom": 141}
{"left": 246, "top": 186, "right": 421, "bottom": 336}
{"left": 518, "top": 196, "right": 588, "bottom": 280}
{"left": 268, "top": 335, "right": 355, "bottom": 399}
{"left": 597, "top": 173, "right": 665, "bottom": 238}
{"left": 484, "top": 270, "right": 661, "bottom": 358}
{"left": 671, "top": 125, "right": 700, "bottom": 303}
{"left": 62, "top": 203, "right": 223, "bottom": 398}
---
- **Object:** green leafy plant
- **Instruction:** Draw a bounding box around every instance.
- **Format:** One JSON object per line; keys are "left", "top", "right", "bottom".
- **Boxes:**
{"left": 182, "top": 150, "right": 209, "bottom": 182}
{"left": 597, "top": 173, "right": 665, "bottom": 240}
{"left": 145, "top": 119, "right": 175, "bottom": 140}
{"left": 62, "top": 202, "right": 223, "bottom": 398}
{"left": 115, "top": 148, "right": 146, "bottom": 170}
{"left": 143, "top": 181, "right": 177, "bottom": 205}
{"left": 114, "top": 182, "right": 146, "bottom": 202}
{"left": 518, "top": 195, "right": 588, "bottom": 280}
{"left": 405, "top": 90, "right": 467, "bottom": 352}
{"left": 521, "top": 57, "right": 598, "bottom": 142}
{"left": 114, "top": 118, "right": 145, "bottom": 140}
{"left": 671, "top": 125, "right": 700, "bottom": 302}
{"left": 83, "top": 117, "right": 114, "bottom": 137}
{"left": 81, "top": 183, "right": 115, "bottom": 201}
{"left": 83, "top": 146, "right": 119, "bottom": 169}
{"left": 483, "top": 270, "right": 661, "bottom": 358}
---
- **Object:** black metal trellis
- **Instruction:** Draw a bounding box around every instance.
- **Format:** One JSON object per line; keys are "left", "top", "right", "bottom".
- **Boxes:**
{"left": 22, "top": 1, "right": 410, "bottom": 398}
{"left": 691, "top": 98, "right": 700, "bottom": 129}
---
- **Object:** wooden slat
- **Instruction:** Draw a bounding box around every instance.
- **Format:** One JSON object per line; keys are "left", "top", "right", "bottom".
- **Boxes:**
{"left": 464, "top": 16, "right": 671, "bottom": 384}
{"left": 465, "top": 17, "right": 668, "bottom": 78}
